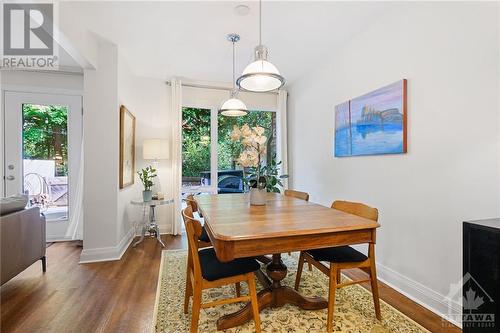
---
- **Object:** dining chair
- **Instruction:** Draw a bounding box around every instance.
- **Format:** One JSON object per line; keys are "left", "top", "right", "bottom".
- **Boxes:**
{"left": 182, "top": 206, "right": 262, "bottom": 333}
{"left": 185, "top": 194, "right": 211, "bottom": 246}
{"left": 284, "top": 189, "right": 310, "bottom": 201}
{"left": 294, "top": 200, "right": 381, "bottom": 333}
{"left": 284, "top": 189, "right": 312, "bottom": 271}
{"left": 183, "top": 198, "right": 244, "bottom": 311}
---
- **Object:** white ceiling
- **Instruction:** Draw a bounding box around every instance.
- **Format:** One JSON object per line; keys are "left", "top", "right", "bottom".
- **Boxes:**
{"left": 60, "top": 1, "right": 395, "bottom": 85}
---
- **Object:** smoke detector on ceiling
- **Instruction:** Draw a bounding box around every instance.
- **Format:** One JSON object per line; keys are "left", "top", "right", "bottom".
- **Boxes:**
{"left": 234, "top": 4, "right": 250, "bottom": 16}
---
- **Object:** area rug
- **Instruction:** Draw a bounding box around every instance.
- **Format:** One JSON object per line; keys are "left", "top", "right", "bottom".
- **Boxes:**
{"left": 153, "top": 250, "right": 430, "bottom": 333}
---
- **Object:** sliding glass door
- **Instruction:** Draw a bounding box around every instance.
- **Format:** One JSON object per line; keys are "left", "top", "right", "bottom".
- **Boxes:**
{"left": 181, "top": 106, "right": 277, "bottom": 195}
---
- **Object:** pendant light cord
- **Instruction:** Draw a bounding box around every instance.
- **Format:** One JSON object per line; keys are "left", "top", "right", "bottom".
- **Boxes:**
{"left": 232, "top": 40, "right": 235, "bottom": 92}
{"left": 259, "top": 0, "right": 262, "bottom": 46}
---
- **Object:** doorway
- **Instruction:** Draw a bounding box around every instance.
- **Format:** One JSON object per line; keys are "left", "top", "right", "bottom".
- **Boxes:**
{"left": 3, "top": 91, "right": 82, "bottom": 241}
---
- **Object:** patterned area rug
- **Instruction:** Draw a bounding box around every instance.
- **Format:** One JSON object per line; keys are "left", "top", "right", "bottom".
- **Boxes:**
{"left": 154, "top": 250, "right": 429, "bottom": 333}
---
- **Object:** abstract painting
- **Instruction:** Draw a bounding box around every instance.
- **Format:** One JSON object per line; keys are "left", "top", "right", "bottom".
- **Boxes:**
{"left": 120, "top": 105, "right": 135, "bottom": 188}
{"left": 334, "top": 79, "right": 407, "bottom": 157}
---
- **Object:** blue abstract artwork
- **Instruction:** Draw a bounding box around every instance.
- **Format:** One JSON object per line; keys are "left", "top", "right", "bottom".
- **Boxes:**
{"left": 334, "top": 79, "right": 407, "bottom": 157}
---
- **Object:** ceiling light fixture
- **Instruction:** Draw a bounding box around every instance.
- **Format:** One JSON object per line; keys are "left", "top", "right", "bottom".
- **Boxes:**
{"left": 220, "top": 33, "right": 248, "bottom": 117}
{"left": 236, "top": 0, "right": 285, "bottom": 92}
{"left": 234, "top": 4, "right": 250, "bottom": 16}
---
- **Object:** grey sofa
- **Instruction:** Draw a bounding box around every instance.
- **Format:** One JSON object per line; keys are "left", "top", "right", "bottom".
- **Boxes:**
{"left": 1, "top": 207, "right": 46, "bottom": 285}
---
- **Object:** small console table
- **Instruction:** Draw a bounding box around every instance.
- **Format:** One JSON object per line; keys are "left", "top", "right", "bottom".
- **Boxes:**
{"left": 130, "top": 198, "right": 173, "bottom": 247}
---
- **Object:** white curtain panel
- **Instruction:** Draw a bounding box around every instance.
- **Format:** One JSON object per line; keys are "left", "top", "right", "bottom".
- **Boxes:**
{"left": 170, "top": 78, "right": 183, "bottom": 235}
{"left": 65, "top": 139, "right": 84, "bottom": 240}
{"left": 276, "top": 90, "right": 289, "bottom": 189}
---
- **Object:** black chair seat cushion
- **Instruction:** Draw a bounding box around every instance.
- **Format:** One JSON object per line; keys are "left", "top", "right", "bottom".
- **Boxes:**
{"left": 198, "top": 248, "right": 260, "bottom": 281}
{"left": 199, "top": 226, "right": 211, "bottom": 243}
{"left": 307, "top": 246, "right": 367, "bottom": 263}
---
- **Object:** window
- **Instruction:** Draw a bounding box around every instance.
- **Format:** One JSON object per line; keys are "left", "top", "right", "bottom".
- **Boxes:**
{"left": 216, "top": 111, "right": 276, "bottom": 194}
{"left": 182, "top": 107, "right": 212, "bottom": 190}
{"left": 22, "top": 104, "right": 69, "bottom": 221}
{"left": 181, "top": 106, "right": 277, "bottom": 194}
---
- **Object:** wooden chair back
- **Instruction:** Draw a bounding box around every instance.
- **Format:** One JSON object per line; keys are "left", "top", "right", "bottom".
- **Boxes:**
{"left": 186, "top": 194, "right": 199, "bottom": 212}
{"left": 284, "top": 189, "right": 310, "bottom": 201}
{"left": 331, "top": 200, "right": 378, "bottom": 222}
{"left": 182, "top": 206, "right": 203, "bottom": 280}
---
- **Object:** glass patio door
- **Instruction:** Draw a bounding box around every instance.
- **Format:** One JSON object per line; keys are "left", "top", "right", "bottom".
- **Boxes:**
{"left": 3, "top": 91, "right": 82, "bottom": 240}
{"left": 181, "top": 106, "right": 218, "bottom": 195}
{"left": 181, "top": 106, "right": 277, "bottom": 195}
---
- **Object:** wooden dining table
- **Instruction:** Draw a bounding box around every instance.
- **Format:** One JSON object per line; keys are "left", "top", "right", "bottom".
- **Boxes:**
{"left": 195, "top": 192, "right": 380, "bottom": 330}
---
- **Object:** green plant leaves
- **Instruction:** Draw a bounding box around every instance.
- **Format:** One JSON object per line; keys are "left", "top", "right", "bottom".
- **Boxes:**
{"left": 242, "top": 154, "right": 288, "bottom": 192}
{"left": 137, "top": 165, "right": 157, "bottom": 191}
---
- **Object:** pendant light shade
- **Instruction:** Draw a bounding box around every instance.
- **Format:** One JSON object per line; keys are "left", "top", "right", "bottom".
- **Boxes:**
{"left": 237, "top": 0, "right": 285, "bottom": 92}
{"left": 237, "top": 46, "right": 285, "bottom": 92}
{"left": 220, "top": 97, "right": 248, "bottom": 117}
{"left": 220, "top": 33, "right": 248, "bottom": 117}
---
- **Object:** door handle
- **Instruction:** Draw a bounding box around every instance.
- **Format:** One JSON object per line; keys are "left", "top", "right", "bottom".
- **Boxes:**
{"left": 6, "top": 175, "right": 15, "bottom": 181}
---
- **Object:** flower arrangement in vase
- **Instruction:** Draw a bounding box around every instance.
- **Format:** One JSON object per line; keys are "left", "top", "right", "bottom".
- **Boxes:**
{"left": 137, "top": 166, "right": 157, "bottom": 201}
{"left": 230, "top": 124, "right": 288, "bottom": 205}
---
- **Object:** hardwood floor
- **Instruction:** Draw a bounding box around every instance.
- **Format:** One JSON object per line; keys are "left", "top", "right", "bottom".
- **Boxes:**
{"left": 1, "top": 236, "right": 186, "bottom": 333}
{"left": 1, "top": 235, "right": 460, "bottom": 333}
{"left": 342, "top": 269, "right": 461, "bottom": 333}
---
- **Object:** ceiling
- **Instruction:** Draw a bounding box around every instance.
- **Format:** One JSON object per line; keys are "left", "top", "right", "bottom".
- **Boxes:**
{"left": 59, "top": 1, "right": 395, "bottom": 85}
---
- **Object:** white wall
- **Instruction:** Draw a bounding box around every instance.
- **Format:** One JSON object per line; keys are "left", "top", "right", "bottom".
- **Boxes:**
{"left": 69, "top": 37, "right": 173, "bottom": 262}
{"left": 59, "top": 2, "right": 99, "bottom": 69}
{"left": 80, "top": 39, "right": 122, "bottom": 262}
{"left": 287, "top": 2, "right": 499, "bottom": 324}
{"left": 117, "top": 56, "right": 173, "bottom": 239}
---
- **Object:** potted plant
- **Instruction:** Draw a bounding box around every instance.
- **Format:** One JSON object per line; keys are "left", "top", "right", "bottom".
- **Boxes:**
{"left": 137, "top": 166, "right": 157, "bottom": 201}
{"left": 230, "top": 125, "right": 288, "bottom": 205}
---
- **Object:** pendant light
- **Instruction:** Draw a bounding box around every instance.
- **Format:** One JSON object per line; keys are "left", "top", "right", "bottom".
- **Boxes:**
{"left": 236, "top": 0, "right": 285, "bottom": 92}
{"left": 220, "top": 34, "right": 248, "bottom": 117}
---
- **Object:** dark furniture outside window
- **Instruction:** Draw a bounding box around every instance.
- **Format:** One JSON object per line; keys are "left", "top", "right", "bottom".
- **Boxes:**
{"left": 200, "top": 170, "right": 244, "bottom": 194}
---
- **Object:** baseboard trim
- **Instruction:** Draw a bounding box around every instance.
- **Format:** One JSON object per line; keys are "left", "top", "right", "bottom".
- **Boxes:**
{"left": 46, "top": 236, "right": 73, "bottom": 242}
{"left": 376, "top": 262, "right": 462, "bottom": 328}
{"left": 79, "top": 228, "right": 135, "bottom": 263}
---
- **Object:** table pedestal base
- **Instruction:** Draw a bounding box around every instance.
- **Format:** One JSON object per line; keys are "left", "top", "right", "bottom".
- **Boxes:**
{"left": 216, "top": 254, "right": 327, "bottom": 331}
{"left": 132, "top": 205, "right": 165, "bottom": 248}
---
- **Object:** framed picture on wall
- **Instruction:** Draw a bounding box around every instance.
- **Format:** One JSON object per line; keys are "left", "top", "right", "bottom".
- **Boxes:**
{"left": 119, "top": 105, "right": 135, "bottom": 188}
{"left": 334, "top": 79, "right": 407, "bottom": 157}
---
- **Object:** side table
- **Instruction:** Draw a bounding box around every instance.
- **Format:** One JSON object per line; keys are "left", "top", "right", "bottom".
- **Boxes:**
{"left": 131, "top": 198, "right": 173, "bottom": 247}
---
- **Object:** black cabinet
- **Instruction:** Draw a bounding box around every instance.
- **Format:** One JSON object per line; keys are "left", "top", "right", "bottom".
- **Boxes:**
{"left": 463, "top": 219, "right": 500, "bottom": 332}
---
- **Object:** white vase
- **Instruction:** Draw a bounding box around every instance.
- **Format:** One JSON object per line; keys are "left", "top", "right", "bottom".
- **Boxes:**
{"left": 249, "top": 188, "right": 267, "bottom": 206}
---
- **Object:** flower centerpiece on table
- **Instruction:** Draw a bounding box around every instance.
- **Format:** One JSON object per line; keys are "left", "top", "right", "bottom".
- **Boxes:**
{"left": 230, "top": 124, "right": 288, "bottom": 205}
